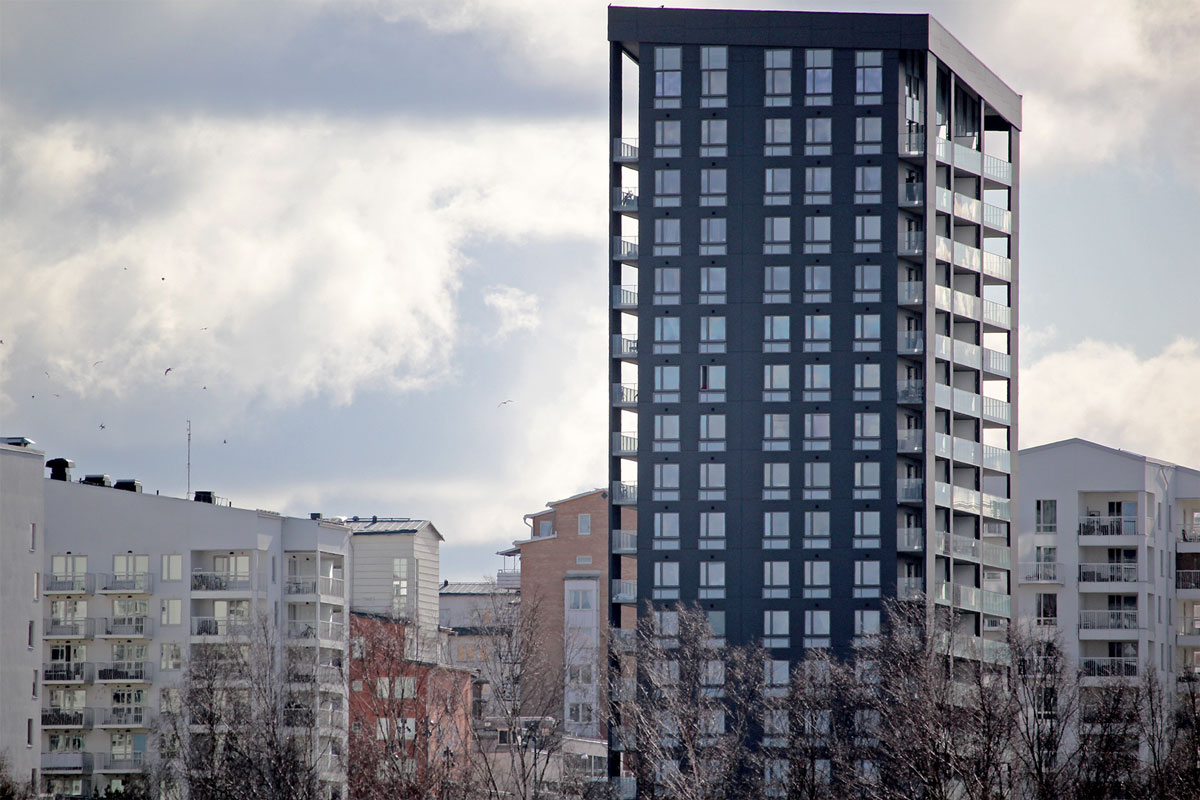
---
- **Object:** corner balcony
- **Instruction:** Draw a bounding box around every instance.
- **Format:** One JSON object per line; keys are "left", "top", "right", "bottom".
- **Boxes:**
{"left": 896, "top": 378, "right": 924, "bottom": 405}
{"left": 42, "top": 753, "right": 94, "bottom": 774}
{"left": 983, "top": 202, "right": 1012, "bottom": 233}
{"left": 96, "top": 661, "right": 151, "bottom": 683}
{"left": 1078, "top": 563, "right": 1139, "bottom": 588}
{"left": 897, "top": 331, "right": 924, "bottom": 355}
{"left": 191, "top": 616, "right": 254, "bottom": 637}
{"left": 1079, "top": 610, "right": 1139, "bottom": 637}
{"left": 97, "top": 573, "right": 152, "bottom": 594}
{"left": 952, "top": 192, "right": 982, "bottom": 225}
{"left": 44, "top": 617, "right": 95, "bottom": 639}
{"left": 612, "top": 235, "right": 638, "bottom": 262}
{"left": 612, "top": 481, "right": 637, "bottom": 505}
{"left": 612, "top": 432, "right": 638, "bottom": 456}
{"left": 982, "top": 251, "right": 1012, "bottom": 282}
{"left": 613, "top": 187, "right": 639, "bottom": 213}
{"left": 897, "top": 527, "right": 924, "bottom": 552}
{"left": 45, "top": 573, "right": 94, "bottom": 594}
{"left": 983, "top": 153, "right": 1012, "bottom": 186}
{"left": 899, "top": 132, "right": 925, "bottom": 159}
{"left": 982, "top": 348, "right": 1011, "bottom": 378}
{"left": 612, "top": 137, "right": 638, "bottom": 164}
{"left": 611, "top": 334, "right": 638, "bottom": 360}
{"left": 897, "top": 478, "right": 924, "bottom": 504}
{"left": 43, "top": 662, "right": 94, "bottom": 684}
{"left": 611, "top": 580, "right": 637, "bottom": 604}
{"left": 612, "top": 285, "right": 638, "bottom": 309}
{"left": 612, "top": 529, "right": 637, "bottom": 554}
{"left": 897, "top": 576, "right": 925, "bottom": 600}
{"left": 897, "top": 429, "right": 924, "bottom": 454}
{"left": 1020, "top": 562, "right": 1063, "bottom": 583}
{"left": 612, "top": 383, "right": 638, "bottom": 407}
{"left": 43, "top": 707, "right": 94, "bottom": 729}
{"left": 897, "top": 280, "right": 923, "bottom": 306}
{"left": 99, "top": 616, "right": 152, "bottom": 638}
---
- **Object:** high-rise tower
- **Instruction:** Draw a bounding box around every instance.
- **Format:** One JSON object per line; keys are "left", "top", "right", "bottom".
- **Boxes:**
{"left": 606, "top": 5, "right": 1020, "bottom": 775}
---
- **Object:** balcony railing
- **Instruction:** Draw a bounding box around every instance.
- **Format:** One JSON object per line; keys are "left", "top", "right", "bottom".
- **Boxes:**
{"left": 897, "top": 429, "right": 923, "bottom": 453}
{"left": 983, "top": 202, "right": 1012, "bottom": 233}
{"left": 1178, "top": 571, "right": 1200, "bottom": 590}
{"left": 613, "top": 186, "right": 638, "bottom": 212}
{"left": 897, "top": 331, "right": 924, "bottom": 355}
{"left": 42, "top": 707, "right": 94, "bottom": 728}
{"left": 45, "top": 573, "right": 93, "bottom": 594}
{"left": 96, "top": 752, "right": 145, "bottom": 772}
{"left": 612, "top": 236, "right": 638, "bottom": 261}
{"left": 43, "top": 662, "right": 94, "bottom": 683}
{"left": 1178, "top": 616, "right": 1200, "bottom": 636}
{"left": 1020, "top": 562, "right": 1062, "bottom": 583}
{"left": 897, "top": 478, "right": 924, "bottom": 502}
{"left": 612, "top": 529, "right": 637, "bottom": 554}
{"left": 613, "top": 432, "right": 638, "bottom": 455}
{"left": 897, "top": 527, "right": 924, "bottom": 552}
{"left": 98, "top": 573, "right": 152, "bottom": 593}
{"left": 897, "top": 378, "right": 924, "bottom": 404}
{"left": 983, "top": 300, "right": 1011, "bottom": 329}
{"left": 982, "top": 397, "right": 1011, "bottom": 425}
{"left": 898, "top": 231, "right": 924, "bottom": 257}
{"left": 320, "top": 576, "right": 345, "bottom": 597}
{"left": 612, "top": 285, "right": 638, "bottom": 309}
{"left": 286, "top": 577, "right": 318, "bottom": 595}
{"left": 897, "top": 280, "right": 923, "bottom": 305}
{"left": 100, "top": 616, "right": 151, "bottom": 637}
{"left": 899, "top": 182, "right": 924, "bottom": 206}
{"left": 611, "top": 580, "right": 637, "bottom": 604}
{"left": 612, "top": 334, "right": 638, "bottom": 359}
{"left": 1081, "top": 657, "right": 1138, "bottom": 678}
{"left": 1179, "top": 524, "right": 1200, "bottom": 542}
{"left": 98, "top": 706, "right": 148, "bottom": 727}
{"left": 191, "top": 571, "right": 252, "bottom": 591}
{"left": 1079, "top": 610, "right": 1138, "bottom": 630}
{"left": 96, "top": 662, "right": 150, "bottom": 682}
{"left": 613, "top": 137, "right": 638, "bottom": 162}
{"left": 983, "top": 153, "right": 1012, "bottom": 184}
{"left": 612, "top": 481, "right": 637, "bottom": 505}
{"left": 612, "top": 383, "right": 638, "bottom": 406}
{"left": 42, "top": 752, "right": 94, "bottom": 773}
{"left": 953, "top": 192, "right": 982, "bottom": 224}
{"left": 899, "top": 132, "right": 924, "bottom": 157}
{"left": 45, "top": 617, "right": 95, "bottom": 638}
{"left": 982, "top": 251, "right": 1012, "bottom": 281}
{"left": 954, "top": 142, "right": 982, "bottom": 173}
{"left": 982, "top": 348, "right": 1011, "bottom": 377}
{"left": 1079, "top": 516, "right": 1139, "bottom": 536}
{"left": 897, "top": 576, "right": 925, "bottom": 600}
{"left": 192, "top": 616, "right": 254, "bottom": 636}
{"left": 1079, "top": 563, "right": 1139, "bottom": 583}
{"left": 286, "top": 620, "right": 344, "bottom": 640}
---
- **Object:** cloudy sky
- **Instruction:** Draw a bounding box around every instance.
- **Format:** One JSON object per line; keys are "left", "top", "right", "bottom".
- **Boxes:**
{"left": 2, "top": 0, "right": 1198, "bottom": 580}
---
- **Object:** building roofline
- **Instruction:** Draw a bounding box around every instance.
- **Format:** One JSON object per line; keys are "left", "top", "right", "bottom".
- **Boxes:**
{"left": 522, "top": 487, "right": 607, "bottom": 521}
{"left": 1020, "top": 437, "right": 1200, "bottom": 476}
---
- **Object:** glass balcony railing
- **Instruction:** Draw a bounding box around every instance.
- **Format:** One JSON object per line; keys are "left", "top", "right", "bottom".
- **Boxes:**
{"left": 897, "top": 576, "right": 925, "bottom": 600}
{"left": 935, "top": 235, "right": 953, "bottom": 262}
{"left": 45, "top": 573, "right": 93, "bottom": 594}
{"left": 612, "top": 137, "right": 638, "bottom": 162}
{"left": 897, "top": 478, "right": 924, "bottom": 502}
{"left": 897, "top": 379, "right": 924, "bottom": 403}
{"left": 935, "top": 137, "right": 952, "bottom": 163}
{"left": 899, "top": 182, "right": 924, "bottom": 206}
{"left": 897, "top": 528, "right": 924, "bottom": 552}
{"left": 612, "top": 236, "right": 638, "bottom": 261}
{"left": 953, "top": 289, "right": 982, "bottom": 320}
{"left": 934, "top": 284, "right": 952, "bottom": 312}
{"left": 43, "top": 707, "right": 94, "bottom": 728}
{"left": 612, "top": 285, "right": 637, "bottom": 309}
{"left": 897, "top": 430, "right": 924, "bottom": 453}
{"left": 953, "top": 192, "right": 982, "bottom": 223}
{"left": 981, "top": 541, "right": 1010, "bottom": 568}
{"left": 953, "top": 437, "right": 982, "bottom": 465}
{"left": 899, "top": 231, "right": 924, "bottom": 256}
{"left": 982, "top": 590, "right": 1010, "bottom": 617}
{"left": 953, "top": 240, "right": 983, "bottom": 272}
{"left": 611, "top": 335, "right": 638, "bottom": 359}
{"left": 611, "top": 580, "right": 637, "bottom": 603}
{"left": 934, "top": 433, "right": 951, "bottom": 459}
{"left": 953, "top": 142, "right": 982, "bottom": 173}
{"left": 935, "top": 186, "right": 953, "bottom": 214}
{"left": 953, "top": 486, "right": 982, "bottom": 515}
{"left": 613, "top": 187, "right": 638, "bottom": 212}
{"left": 612, "top": 529, "right": 637, "bottom": 554}
{"left": 982, "top": 493, "right": 1011, "bottom": 521}
{"left": 898, "top": 331, "right": 924, "bottom": 354}
{"left": 934, "top": 482, "right": 953, "bottom": 507}
{"left": 45, "top": 618, "right": 94, "bottom": 638}
{"left": 612, "top": 481, "right": 637, "bottom": 505}
{"left": 897, "top": 280, "right": 923, "bottom": 305}
{"left": 899, "top": 132, "right": 925, "bottom": 157}
{"left": 983, "top": 445, "right": 1011, "bottom": 473}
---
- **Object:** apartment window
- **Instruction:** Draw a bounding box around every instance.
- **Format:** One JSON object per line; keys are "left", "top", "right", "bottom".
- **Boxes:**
{"left": 764, "top": 118, "right": 791, "bottom": 156}
{"left": 764, "top": 266, "right": 790, "bottom": 303}
{"left": 765, "top": 49, "right": 792, "bottom": 106}
{"left": 804, "top": 461, "right": 831, "bottom": 500}
{"left": 1036, "top": 500, "right": 1057, "bottom": 533}
{"left": 854, "top": 313, "right": 881, "bottom": 351}
{"left": 568, "top": 703, "right": 595, "bottom": 724}
{"left": 655, "top": 267, "right": 681, "bottom": 304}
{"left": 160, "top": 598, "right": 181, "bottom": 626}
{"left": 804, "top": 265, "right": 831, "bottom": 302}
{"left": 854, "top": 461, "right": 881, "bottom": 499}
{"left": 654, "top": 46, "right": 682, "bottom": 108}
{"left": 854, "top": 264, "right": 882, "bottom": 302}
{"left": 1036, "top": 593, "right": 1058, "bottom": 626}
{"left": 699, "top": 414, "right": 726, "bottom": 452}
{"left": 654, "top": 414, "right": 680, "bottom": 451}
{"left": 393, "top": 558, "right": 410, "bottom": 614}
{"left": 654, "top": 365, "right": 680, "bottom": 403}
{"left": 568, "top": 589, "right": 593, "bottom": 610}
{"left": 700, "top": 169, "right": 727, "bottom": 207}
{"left": 855, "top": 116, "right": 882, "bottom": 154}
{"left": 764, "top": 315, "right": 790, "bottom": 353}
{"left": 699, "top": 463, "right": 726, "bottom": 501}
{"left": 804, "top": 413, "right": 831, "bottom": 451}
{"left": 804, "top": 166, "right": 831, "bottom": 204}
{"left": 655, "top": 120, "right": 682, "bottom": 160}
{"left": 654, "top": 512, "right": 680, "bottom": 550}
{"left": 700, "top": 316, "right": 726, "bottom": 353}
{"left": 576, "top": 556, "right": 592, "bottom": 565}
{"left": 161, "top": 554, "right": 182, "bottom": 582}
{"left": 854, "top": 561, "right": 881, "bottom": 598}
{"left": 765, "top": 167, "right": 791, "bottom": 205}
{"left": 699, "top": 561, "right": 726, "bottom": 599}
{"left": 855, "top": 166, "right": 882, "bottom": 204}
{"left": 764, "top": 463, "right": 790, "bottom": 500}
{"left": 702, "top": 660, "right": 726, "bottom": 693}
{"left": 804, "top": 363, "right": 831, "bottom": 401}
{"left": 653, "top": 562, "right": 680, "bottom": 600}
{"left": 805, "top": 49, "right": 832, "bottom": 105}
{"left": 538, "top": 520, "right": 552, "bottom": 538}
{"left": 804, "top": 314, "right": 831, "bottom": 352}
{"left": 160, "top": 643, "right": 182, "bottom": 670}
{"left": 804, "top": 559, "right": 831, "bottom": 597}
{"left": 578, "top": 514, "right": 591, "bottom": 535}
{"left": 762, "top": 512, "right": 789, "bottom": 550}
{"left": 701, "top": 118, "right": 728, "bottom": 157}
{"left": 854, "top": 413, "right": 881, "bottom": 450}
{"left": 28, "top": 620, "right": 35, "bottom": 649}
{"left": 855, "top": 510, "right": 881, "bottom": 549}
{"left": 764, "top": 216, "right": 791, "bottom": 254}
{"left": 654, "top": 218, "right": 681, "bottom": 256}
{"left": 763, "top": 562, "right": 790, "bottom": 599}
{"left": 699, "top": 364, "right": 726, "bottom": 402}
{"left": 804, "top": 216, "right": 831, "bottom": 254}
{"left": 653, "top": 463, "right": 680, "bottom": 502}
{"left": 805, "top": 118, "right": 832, "bottom": 155}
{"left": 765, "top": 708, "right": 789, "bottom": 745}
{"left": 700, "top": 266, "right": 726, "bottom": 303}
{"left": 654, "top": 316, "right": 681, "bottom": 354}
{"left": 33, "top": 571, "right": 40, "bottom": 600}
{"left": 763, "top": 610, "right": 790, "bottom": 648}
{"left": 655, "top": 169, "right": 681, "bottom": 207}
{"left": 854, "top": 609, "right": 882, "bottom": 639}
{"left": 29, "top": 523, "right": 36, "bottom": 551}
{"left": 854, "top": 215, "right": 882, "bottom": 253}
{"left": 700, "top": 511, "right": 726, "bottom": 550}
{"left": 854, "top": 363, "right": 881, "bottom": 400}
{"left": 700, "top": 46, "right": 728, "bottom": 107}
{"left": 805, "top": 610, "right": 831, "bottom": 648}
{"left": 855, "top": 51, "right": 883, "bottom": 104}
{"left": 763, "top": 364, "right": 790, "bottom": 402}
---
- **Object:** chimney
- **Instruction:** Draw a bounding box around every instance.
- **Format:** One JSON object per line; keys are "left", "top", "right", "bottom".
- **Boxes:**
{"left": 310, "top": 512, "right": 322, "bottom": 520}
{"left": 82, "top": 474, "right": 112, "bottom": 487}
{"left": 114, "top": 479, "right": 143, "bottom": 493}
{"left": 47, "top": 458, "right": 75, "bottom": 482}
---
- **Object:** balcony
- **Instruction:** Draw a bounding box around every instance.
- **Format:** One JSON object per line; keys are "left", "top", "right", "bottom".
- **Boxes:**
{"left": 982, "top": 541, "right": 1010, "bottom": 568}
{"left": 983, "top": 153, "right": 1012, "bottom": 185}
{"left": 1020, "top": 562, "right": 1062, "bottom": 583}
{"left": 982, "top": 300, "right": 1011, "bottom": 330}
{"left": 286, "top": 620, "right": 344, "bottom": 641}
{"left": 97, "top": 573, "right": 152, "bottom": 594}
{"left": 897, "top": 429, "right": 923, "bottom": 454}
{"left": 934, "top": 186, "right": 953, "bottom": 214}
{"left": 42, "top": 708, "right": 94, "bottom": 729}
{"left": 612, "top": 383, "right": 638, "bottom": 407}
{"left": 983, "top": 203, "right": 1012, "bottom": 233}
{"left": 613, "top": 186, "right": 638, "bottom": 213}
{"left": 611, "top": 628, "right": 636, "bottom": 653}
{"left": 897, "top": 331, "right": 924, "bottom": 355}
{"left": 612, "top": 432, "right": 638, "bottom": 456}
{"left": 612, "top": 137, "right": 638, "bottom": 164}
{"left": 982, "top": 397, "right": 1011, "bottom": 425}
{"left": 612, "top": 776, "right": 637, "bottom": 800}
{"left": 982, "top": 348, "right": 1011, "bottom": 377}
{"left": 935, "top": 137, "right": 952, "bottom": 163}
{"left": 897, "top": 527, "right": 924, "bottom": 552}
{"left": 899, "top": 182, "right": 923, "bottom": 207}
{"left": 937, "top": 531, "right": 981, "bottom": 562}
{"left": 99, "top": 616, "right": 152, "bottom": 638}
{"left": 611, "top": 580, "right": 637, "bottom": 604}
{"left": 897, "top": 280, "right": 923, "bottom": 306}
{"left": 1079, "top": 563, "right": 1139, "bottom": 584}
{"left": 612, "top": 285, "right": 638, "bottom": 309}
{"left": 983, "top": 493, "right": 1011, "bottom": 521}
{"left": 192, "top": 616, "right": 255, "bottom": 636}
{"left": 43, "top": 662, "right": 94, "bottom": 684}
{"left": 612, "top": 481, "right": 637, "bottom": 505}
{"left": 897, "top": 478, "right": 924, "bottom": 503}
{"left": 1079, "top": 610, "right": 1139, "bottom": 631}
{"left": 97, "top": 706, "right": 149, "bottom": 728}
{"left": 1179, "top": 617, "right": 1200, "bottom": 641}
{"left": 42, "top": 753, "right": 94, "bottom": 774}
{"left": 953, "top": 142, "right": 982, "bottom": 174}
{"left": 96, "top": 752, "right": 145, "bottom": 773}
{"left": 897, "top": 378, "right": 924, "bottom": 404}
{"left": 1179, "top": 570, "right": 1200, "bottom": 591}
{"left": 44, "top": 617, "right": 95, "bottom": 639}
{"left": 611, "top": 334, "right": 638, "bottom": 360}
{"left": 897, "top": 576, "right": 925, "bottom": 600}
{"left": 286, "top": 576, "right": 319, "bottom": 595}
{"left": 982, "top": 590, "right": 1010, "bottom": 618}
{"left": 953, "top": 193, "right": 982, "bottom": 224}
{"left": 612, "top": 235, "right": 638, "bottom": 262}
{"left": 899, "top": 132, "right": 924, "bottom": 158}
{"left": 1081, "top": 657, "right": 1137, "bottom": 678}
{"left": 96, "top": 661, "right": 151, "bottom": 683}
{"left": 191, "top": 571, "right": 253, "bottom": 592}
{"left": 898, "top": 231, "right": 924, "bottom": 258}
{"left": 45, "top": 573, "right": 94, "bottom": 594}
{"left": 1079, "top": 516, "right": 1139, "bottom": 537}
{"left": 935, "top": 581, "right": 981, "bottom": 613}
{"left": 983, "top": 445, "right": 1011, "bottom": 473}
{"left": 612, "top": 529, "right": 637, "bottom": 554}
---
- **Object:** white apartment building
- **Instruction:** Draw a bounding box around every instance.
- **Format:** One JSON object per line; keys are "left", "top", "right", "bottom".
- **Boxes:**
{"left": 39, "top": 466, "right": 351, "bottom": 799}
{"left": 1016, "top": 438, "right": 1200, "bottom": 685}
{"left": 0, "top": 438, "right": 45, "bottom": 792}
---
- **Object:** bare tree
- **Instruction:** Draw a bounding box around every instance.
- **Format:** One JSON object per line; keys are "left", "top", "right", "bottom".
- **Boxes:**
{"left": 0, "top": 753, "right": 35, "bottom": 800}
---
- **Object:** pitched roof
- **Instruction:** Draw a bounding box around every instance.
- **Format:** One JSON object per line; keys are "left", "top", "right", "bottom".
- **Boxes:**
{"left": 346, "top": 517, "right": 445, "bottom": 541}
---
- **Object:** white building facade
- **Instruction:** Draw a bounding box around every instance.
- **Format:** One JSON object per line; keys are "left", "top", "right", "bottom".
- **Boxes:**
{"left": 1016, "top": 438, "right": 1200, "bottom": 684}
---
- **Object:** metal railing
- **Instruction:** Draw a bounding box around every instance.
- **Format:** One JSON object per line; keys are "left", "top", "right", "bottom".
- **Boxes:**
{"left": 45, "top": 573, "right": 93, "bottom": 593}
{"left": 612, "top": 236, "right": 639, "bottom": 261}
{"left": 612, "top": 285, "right": 638, "bottom": 308}
{"left": 97, "top": 751, "right": 145, "bottom": 771}
{"left": 98, "top": 706, "right": 148, "bottom": 727}
{"left": 43, "top": 662, "right": 94, "bottom": 682}
{"left": 1080, "top": 657, "right": 1138, "bottom": 678}
{"left": 98, "top": 572, "right": 152, "bottom": 593}
{"left": 613, "top": 187, "right": 638, "bottom": 211}
{"left": 101, "top": 616, "right": 151, "bottom": 636}
{"left": 96, "top": 662, "right": 150, "bottom": 682}
{"left": 1178, "top": 570, "right": 1200, "bottom": 590}
{"left": 192, "top": 616, "right": 254, "bottom": 636}
{"left": 899, "top": 182, "right": 924, "bottom": 205}
{"left": 42, "top": 707, "right": 94, "bottom": 728}
{"left": 983, "top": 153, "right": 1012, "bottom": 184}
{"left": 42, "top": 752, "right": 94, "bottom": 772}
{"left": 190, "top": 571, "right": 252, "bottom": 591}
{"left": 1021, "top": 562, "right": 1062, "bottom": 582}
{"left": 612, "top": 481, "right": 637, "bottom": 505}
{"left": 45, "top": 617, "right": 95, "bottom": 638}
{"left": 611, "top": 580, "right": 637, "bottom": 603}
{"left": 1079, "top": 516, "right": 1139, "bottom": 536}
{"left": 1079, "top": 563, "right": 1139, "bottom": 583}
{"left": 612, "top": 138, "right": 638, "bottom": 162}
{"left": 612, "top": 383, "right": 638, "bottom": 406}
{"left": 612, "top": 334, "right": 638, "bottom": 358}
{"left": 1079, "top": 610, "right": 1138, "bottom": 630}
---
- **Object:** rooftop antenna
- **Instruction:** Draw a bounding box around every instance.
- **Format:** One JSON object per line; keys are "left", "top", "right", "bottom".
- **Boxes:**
{"left": 186, "top": 419, "right": 191, "bottom": 498}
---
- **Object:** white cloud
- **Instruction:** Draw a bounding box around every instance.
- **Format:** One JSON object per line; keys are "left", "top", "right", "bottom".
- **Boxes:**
{"left": 0, "top": 113, "right": 605, "bottom": 415}
{"left": 483, "top": 285, "right": 540, "bottom": 338}
{"left": 1020, "top": 337, "right": 1200, "bottom": 469}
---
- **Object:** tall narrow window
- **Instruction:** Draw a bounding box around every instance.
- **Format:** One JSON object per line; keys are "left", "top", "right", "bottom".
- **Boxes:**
{"left": 765, "top": 167, "right": 791, "bottom": 205}
{"left": 853, "top": 313, "right": 881, "bottom": 351}
{"left": 765, "top": 49, "right": 792, "bottom": 106}
{"left": 699, "top": 364, "right": 726, "bottom": 402}
{"left": 700, "top": 266, "right": 726, "bottom": 303}
{"left": 765, "top": 118, "right": 791, "bottom": 156}
{"left": 654, "top": 414, "right": 679, "bottom": 452}
{"left": 804, "top": 462, "right": 831, "bottom": 500}
{"left": 805, "top": 49, "right": 832, "bottom": 105}
{"left": 854, "top": 461, "right": 881, "bottom": 499}
{"left": 700, "top": 46, "right": 728, "bottom": 107}
{"left": 804, "top": 413, "right": 831, "bottom": 451}
{"left": 654, "top": 512, "right": 680, "bottom": 550}
{"left": 764, "top": 364, "right": 790, "bottom": 402}
{"left": 655, "top": 169, "right": 681, "bottom": 207}
{"left": 699, "top": 414, "right": 726, "bottom": 452}
{"left": 699, "top": 561, "right": 726, "bottom": 599}
{"left": 855, "top": 51, "right": 883, "bottom": 104}
{"left": 764, "top": 315, "right": 790, "bottom": 353}
{"left": 654, "top": 316, "right": 681, "bottom": 355}
{"left": 655, "top": 267, "right": 681, "bottom": 305}
{"left": 700, "top": 512, "right": 726, "bottom": 550}
{"left": 655, "top": 46, "right": 682, "bottom": 109}
{"left": 804, "top": 314, "right": 831, "bottom": 352}
{"left": 804, "top": 364, "right": 831, "bottom": 401}
{"left": 653, "top": 562, "right": 680, "bottom": 600}
{"left": 854, "top": 264, "right": 882, "bottom": 302}
{"left": 654, "top": 463, "right": 680, "bottom": 501}
{"left": 654, "top": 365, "right": 680, "bottom": 403}
{"left": 764, "top": 413, "right": 790, "bottom": 451}
{"left": 804, "top": 610, "right": 831, "bottom": 648}
{"left": 804, "top": 511, "right": 831, "bottom": 550}
{"left": 1036, "top": 500, "right": 1057, "bottom": 533}
{"left": 854, "top": 363, "right": 881, "bottom": 400}
{"left": 855, "top": 510, "right": 881, "bottom": 549}
{"left": 854, "top": 561, "right": 881, "bottom": 598}
{"left": 655, "top": 119, "right": 681, "bottom": 158}
{"left": 854, "top": 412, "right": 881, "bottom": 449}
{"left": 855, "top": 117, "right": 882, "bottom": 154}
{"left": 700, "top": 168, "right": 727, "bottom": 206}
{"left": 701, "top": 119, "right": 728, "bottom": 157}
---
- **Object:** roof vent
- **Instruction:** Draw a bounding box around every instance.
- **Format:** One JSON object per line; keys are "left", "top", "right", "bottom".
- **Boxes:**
{"left": 0, "top": 436, "right": 35, "bottom": 447}
{"left": 310, "top": 512, "right": 322, "bottom": 520}
{"left": 114, "top": 479, "right": 143, "bottom": 493}
{"left": 82, "top": 474, "right": 112, "bottom": 487}
{"left": 372, "top": 515, "right": 378, "bottom": 523}
{"left": 194, "top": 491, "right": 215, "bottom": 504}
{"left": 47, "top": 458, "right": 75, "bottom": 482}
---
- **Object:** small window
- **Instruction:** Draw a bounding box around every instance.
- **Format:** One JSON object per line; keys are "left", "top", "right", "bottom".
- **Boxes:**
{"left": 27, "top": 620, "right": 35, "bottom": 649}
{"left": 700, "top": 169, "right": 727, "bottom": 207}
{"left": 654, "top": 316, "right": 681, "bottom": 354}
{"left": 854, "top": 609, "right": 881, "bottom": 638}
{"left": 804, "top": 363, "right": 831, "bottom": 402}
{"left": 763, "top": 562, "right": 790, "bottom": 599}
{"left": 701, "top": 119, "right": 728, "bottom": 157}
{"left": 765, "top": 118, "right": 791, "bottom": 156}
{"left": 654, "top": 512, "right": 680, "bottom": 550}
{"left": 654, "top": 562, "right": 680, "bottom": 600}
{"left": 804, "top": 560, "right": 831, "bottom": 597}
{"left": 804, "top": 462, "right": 831, "bottom": 500}
{"left": 569, "top": 589, "right": 593, "bottom": 610}
{"left": 804, "top": 413, "right": 831, "bottom": 451}
{"left": 804, "top": 216, "right": 831, "bottom": 254}
{"left": 805, "top": 118, "right": 832, "bottom": 155}
{"left": 653, "top": 463, "right": 680, "bottom": 501}
{"left": 655, "top": 120, "right": 681, "bottom": 158}
{"left": 655, "top": 267, "right": 681, "bottom": 304}
{"left": 700, "top": 266, "right": 726, "bottom": 303}
{"left": 804, "top": 314, "right": 831, "bottom": 352}
{"left": 764, "top": 217, "right": 791, "bottom": 254}
{"left": 29, "top": 523, "right": 36, "bottom": 551}
{"left": 805, "top": 609, "right": 831, "bottom": 648}
{"left": 538, "top": 520, "right": 552, "bottom": 538}
{"left": 654, "top": 169, "right": 681, "bottom": 207}
{"left": 804, "top": 166, "right": 831, "bottom": 205}
{"left": 805, "top": 49, "right": 832, "bottom": 105}
{"left": 655, "top": 414, "right": 680, "bottom": 450}
{"left": 578, "top": 514, "right": 591, "bottom": 536}
{"left": 855, "top": 117, "right": 882, "bottom": 154}
{"left": 765, "top": 167, "right": 791, "bottom": 205}
{"left": 1036, "top": 500, "right": 1057, "bottom": 533}
{"left": 765, "top": 49, "right": 792, "bottom": 106}
{"left": 804, "top": 265, "right": 831, "bottom": 303}
{"left": 764, "top": 266, "right": 790, "bottom": 303}
{"left": 653, "top": 218, "right": 681, "bottom": 256}
{"left": 699, "top": 463, "right": 726, "bottom": 501}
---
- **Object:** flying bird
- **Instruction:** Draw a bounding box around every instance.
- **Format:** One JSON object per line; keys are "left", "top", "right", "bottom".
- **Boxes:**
{"left": 200, "top": 327, "right": 208, "bottom": 331}
{"left": 44, "top": 371, "right": 50, "bottom": 379}
{"left": 497, "top": 399, "right": 514, "bottom": 407}
{"left": 93, "top": 360, "right": 104, "bottom": 367}
{"left": 164, "top": 367, "right": 173, "bottom": 376}
{"left": 99, "top": 424, "right": 106, "bottom": 430}
{"left": 223, "top": 439, "right": 228, "bottom": 445}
